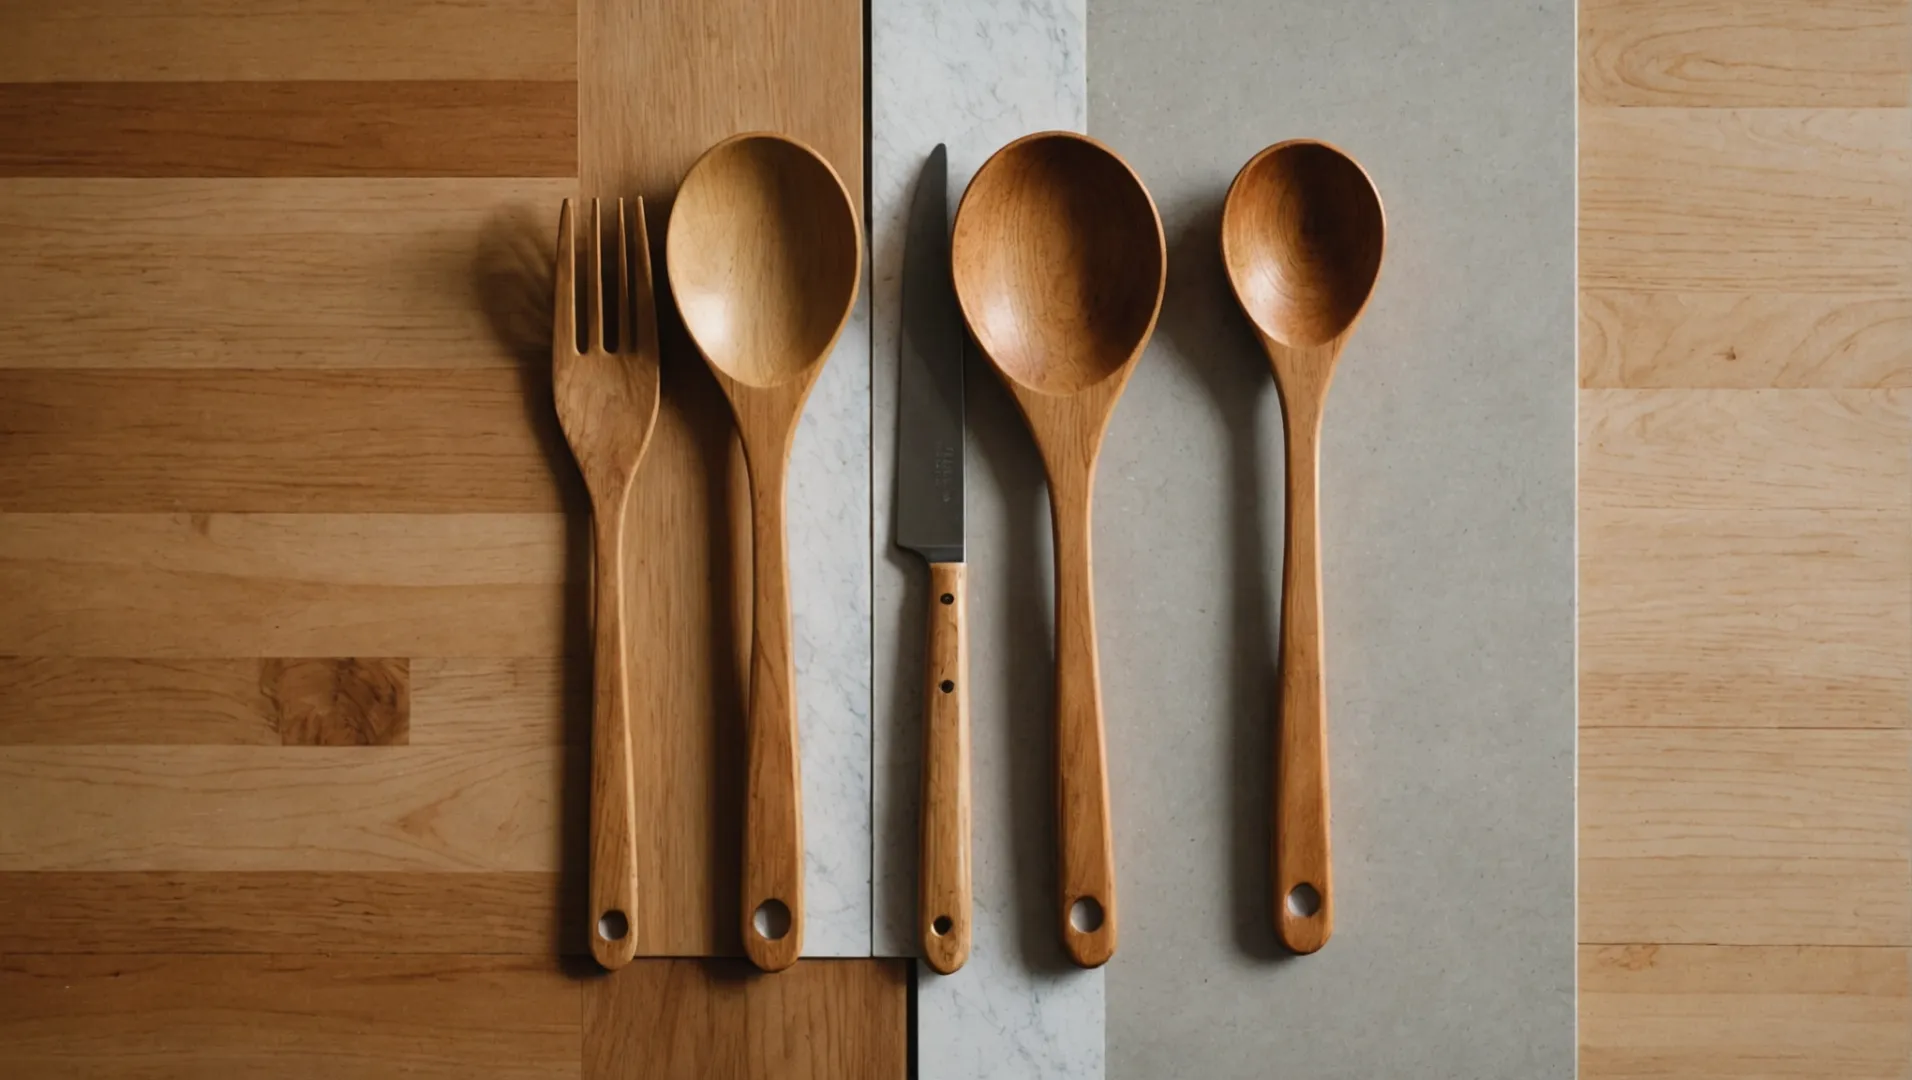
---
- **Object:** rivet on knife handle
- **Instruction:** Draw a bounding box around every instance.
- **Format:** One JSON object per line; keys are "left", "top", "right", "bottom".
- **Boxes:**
{"left": 919, "top": 562, "right": 972, "bottom": 973}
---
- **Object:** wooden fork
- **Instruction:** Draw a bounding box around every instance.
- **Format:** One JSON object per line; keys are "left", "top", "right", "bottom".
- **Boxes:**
{"left": 553, "top": 197, "right": 662, "bottom": 970}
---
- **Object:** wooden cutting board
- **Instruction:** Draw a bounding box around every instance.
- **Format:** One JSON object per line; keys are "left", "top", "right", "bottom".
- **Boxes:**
{"left": 0, "top": 0, "right": 897, "bottom": 1074}
{"left": 578, "top": 0, "right": 866, "bottom": 958}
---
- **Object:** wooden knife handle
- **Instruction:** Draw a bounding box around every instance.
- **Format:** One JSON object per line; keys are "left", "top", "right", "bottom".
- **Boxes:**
{"left": 1275, "top": 406, "right": 1333, "bottom": 954}
{"left": 919, "top": 562, "right": 972, "bottom": 974}
{"left": 1050, "top": 468, "right": 1117, "bottom": 968}
{"left": 588, "top": 502, "right": 639, "bottom": 969}
{"left": 742, "top": 448, "right": 803, "bottom": 972}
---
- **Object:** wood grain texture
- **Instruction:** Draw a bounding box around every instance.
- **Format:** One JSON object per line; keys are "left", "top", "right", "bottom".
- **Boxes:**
{"left": 0, "top": 371, "right": 580, "bottom": 512}
{"left": 1581, "top": 389, "right": 1911, "bottom": 510}
{"left": 0, "top": 513, "right": 574, "bottom": 658}
{"left": 0, "top": 657, "right": 410, "bottom": 746}
{"left": 1581, "top": 0, "right": 1912, "bottom": 107}
{"left": 577, "top": 3, "right": 862, "bottom": 202}
{"left": 410, "top": 658, "right": 582, "bottom": 746}
{"left": 0, "top": 0, "right": 576, "bottom": 82}
{"left": 1580, "top": 509, "right": 1910, "bottom": 729}
{"left": 583, "top": 960, "right": 908, "bottom": 1080}
{"left": 1581, "top": 108, "right": 1909, "bottom": 293}
{"left": 0, "top": 954, "right": 582, "bottom": 1079}
{"left": 261, "top": 658, "right": 410, "bottom": 746}
{"left": 1580, "top": 1, "right": 1912, "bottom": 1072}
{"left": 0, "top": 82, "right": 576, "bottom": 178}
{"left": 1580, "top": 390, "right": 1911, "bottom": 729}
{"left": 918, "top": 561, "right": 972, "bottom": 974}
{"left": 0, "top": 746, "right": 566, "bottom": 871}
{"left": 0, "top": 178, "right": 571, "bottom": 370}
{"left": 1581, "top": 944, "right": 1912, "bottom": 1078}
{"left": 575, "top": 0, "right": 862, "bottom": 958}
{"left": 951, "top": 131, "right": 1165, "bottom": 968}
{"left": 0, "top": 872, "right": 575, "bottom": 955}
{"left": 0, "top": 658, "right": 279, "bottom": 745}
{"left": 1580, "top": 291, "right": 1912, "bottom": 389}
{"left": 1581, "top": 856, "right": 1912, "bottom": 948}
{"left": 0, "top": 0, "right": 905, "bottom": 1070}
{"left": 1581, "top": 728, "right": 1911, "bottom": 945}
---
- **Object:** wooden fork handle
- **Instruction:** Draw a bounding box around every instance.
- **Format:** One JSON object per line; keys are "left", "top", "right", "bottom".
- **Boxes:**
{"left": 588, "top": 500, "right": 639, "bottom": 969}
{"left": 742, "top": 447, "right": 804, "bottom": 972}
{"left": 1050, "top": 467, "right": 1117, "bottom": 968}
{"left": 1275, "top": 406, "right": 1333, "bottom": 954}
{"left": 919, "top": 562, "right": 972, "bottom": 974}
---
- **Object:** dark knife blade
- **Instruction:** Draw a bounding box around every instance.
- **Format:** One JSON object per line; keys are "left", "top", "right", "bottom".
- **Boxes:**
{"left": 896, "top": 144, "right": 965, "bottom": 564}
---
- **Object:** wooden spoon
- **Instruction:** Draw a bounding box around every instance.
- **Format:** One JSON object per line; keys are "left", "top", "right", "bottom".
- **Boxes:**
{"left": 950, "top": 131, "right": 1165, "bottom": 969}
{"left": 552, "top": 198, "right": 663, "bottom": 969}
{"left": 1221, "top": 139, "right": 1385, "bottom": 955}
{"left": 665, "top": 132, "right": 862, "bottom": 972}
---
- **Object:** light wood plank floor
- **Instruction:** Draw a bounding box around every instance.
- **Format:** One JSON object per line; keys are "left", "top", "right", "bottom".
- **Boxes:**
{"left": 1579, "top": 1, "right": 1912, "bottom": 1075}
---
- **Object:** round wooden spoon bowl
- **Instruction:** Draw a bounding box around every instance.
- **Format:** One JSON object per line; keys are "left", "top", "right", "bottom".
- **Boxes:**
{"left": 1221, "top": 140, "right": 1384, "bottom": 348}
{"left": 951, "top": 133, "right": 1163, "bottom": 394}
{"left": 667, "top": 133, "right": 860, "bottom": 388}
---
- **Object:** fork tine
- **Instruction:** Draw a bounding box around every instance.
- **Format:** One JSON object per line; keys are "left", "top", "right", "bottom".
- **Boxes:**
{"left": 616, "top": 199, "right": 635, "bottom": 355}
{"left": 630, "top": 198, "right": 660, "bottom": 359}
{"left": 586, "top": 198, "right": 605, "bottom": 353}
{"left": 554, "top": 198, "right": 576, "bottom": 355}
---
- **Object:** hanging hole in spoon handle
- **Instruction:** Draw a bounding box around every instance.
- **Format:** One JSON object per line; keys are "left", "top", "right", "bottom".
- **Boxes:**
{"left": 1278, "top": 877, "right": 1331, "bottom": 954}
{"left": 752, "top": 899, "right": 793, "bottom": 941}
{"left": 744, "top": 888, "right": 801, "bottom": 970}
{"left": 597, "top": 909, "right": 630, "bottom": 943}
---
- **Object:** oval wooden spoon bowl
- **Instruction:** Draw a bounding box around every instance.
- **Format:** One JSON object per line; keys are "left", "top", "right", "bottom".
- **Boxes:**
{"left": 952, "top": 131, "right": 1164, "bottom": 968}
{"left": 1222, "top": 141, "right": 1384, "bottom": 348}
{"left": 670, "top": 135, "right": 861, "bottom": 387}
{"left": 1221, "top": 139, "right": 1384, "bottom": 956}
{"left": 956, "top": 134, "right": 1162, "bottom": 397}
{"left": 666, "top": 132, "right": 861, "bottom": 972}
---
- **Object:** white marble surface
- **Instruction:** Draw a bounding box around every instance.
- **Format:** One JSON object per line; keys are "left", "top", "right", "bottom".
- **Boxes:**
{"left": 790, "top": 276, "right": 872, "bottom": 956}
{"left": 872, "top": 0, "right": 1099, "bottom": 1074}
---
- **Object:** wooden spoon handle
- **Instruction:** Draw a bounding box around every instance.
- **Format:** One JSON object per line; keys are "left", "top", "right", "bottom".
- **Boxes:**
{"left": 919, "top": 562, "right": 972, "bottom": 974}
{"left": 1050, "top": 469, "right": 1117, "bottom": 968}
{"left": 1275, "top": 407, "right": 1333, "bottom": 954}
{"left": 742, "top": 447, "right": 804, "bottom": 972}
{"left": 588, "top": 502, "right": 639, "bottom": 969}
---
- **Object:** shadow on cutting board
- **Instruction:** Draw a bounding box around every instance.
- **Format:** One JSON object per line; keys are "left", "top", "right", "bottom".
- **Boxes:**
{"left": 472, "top": 202, "right": 597, "bottom": 968}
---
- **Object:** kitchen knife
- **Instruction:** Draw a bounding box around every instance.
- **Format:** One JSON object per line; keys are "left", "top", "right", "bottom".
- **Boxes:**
{"left": 896, "top": 143, "right": 971, "bottom": 975}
